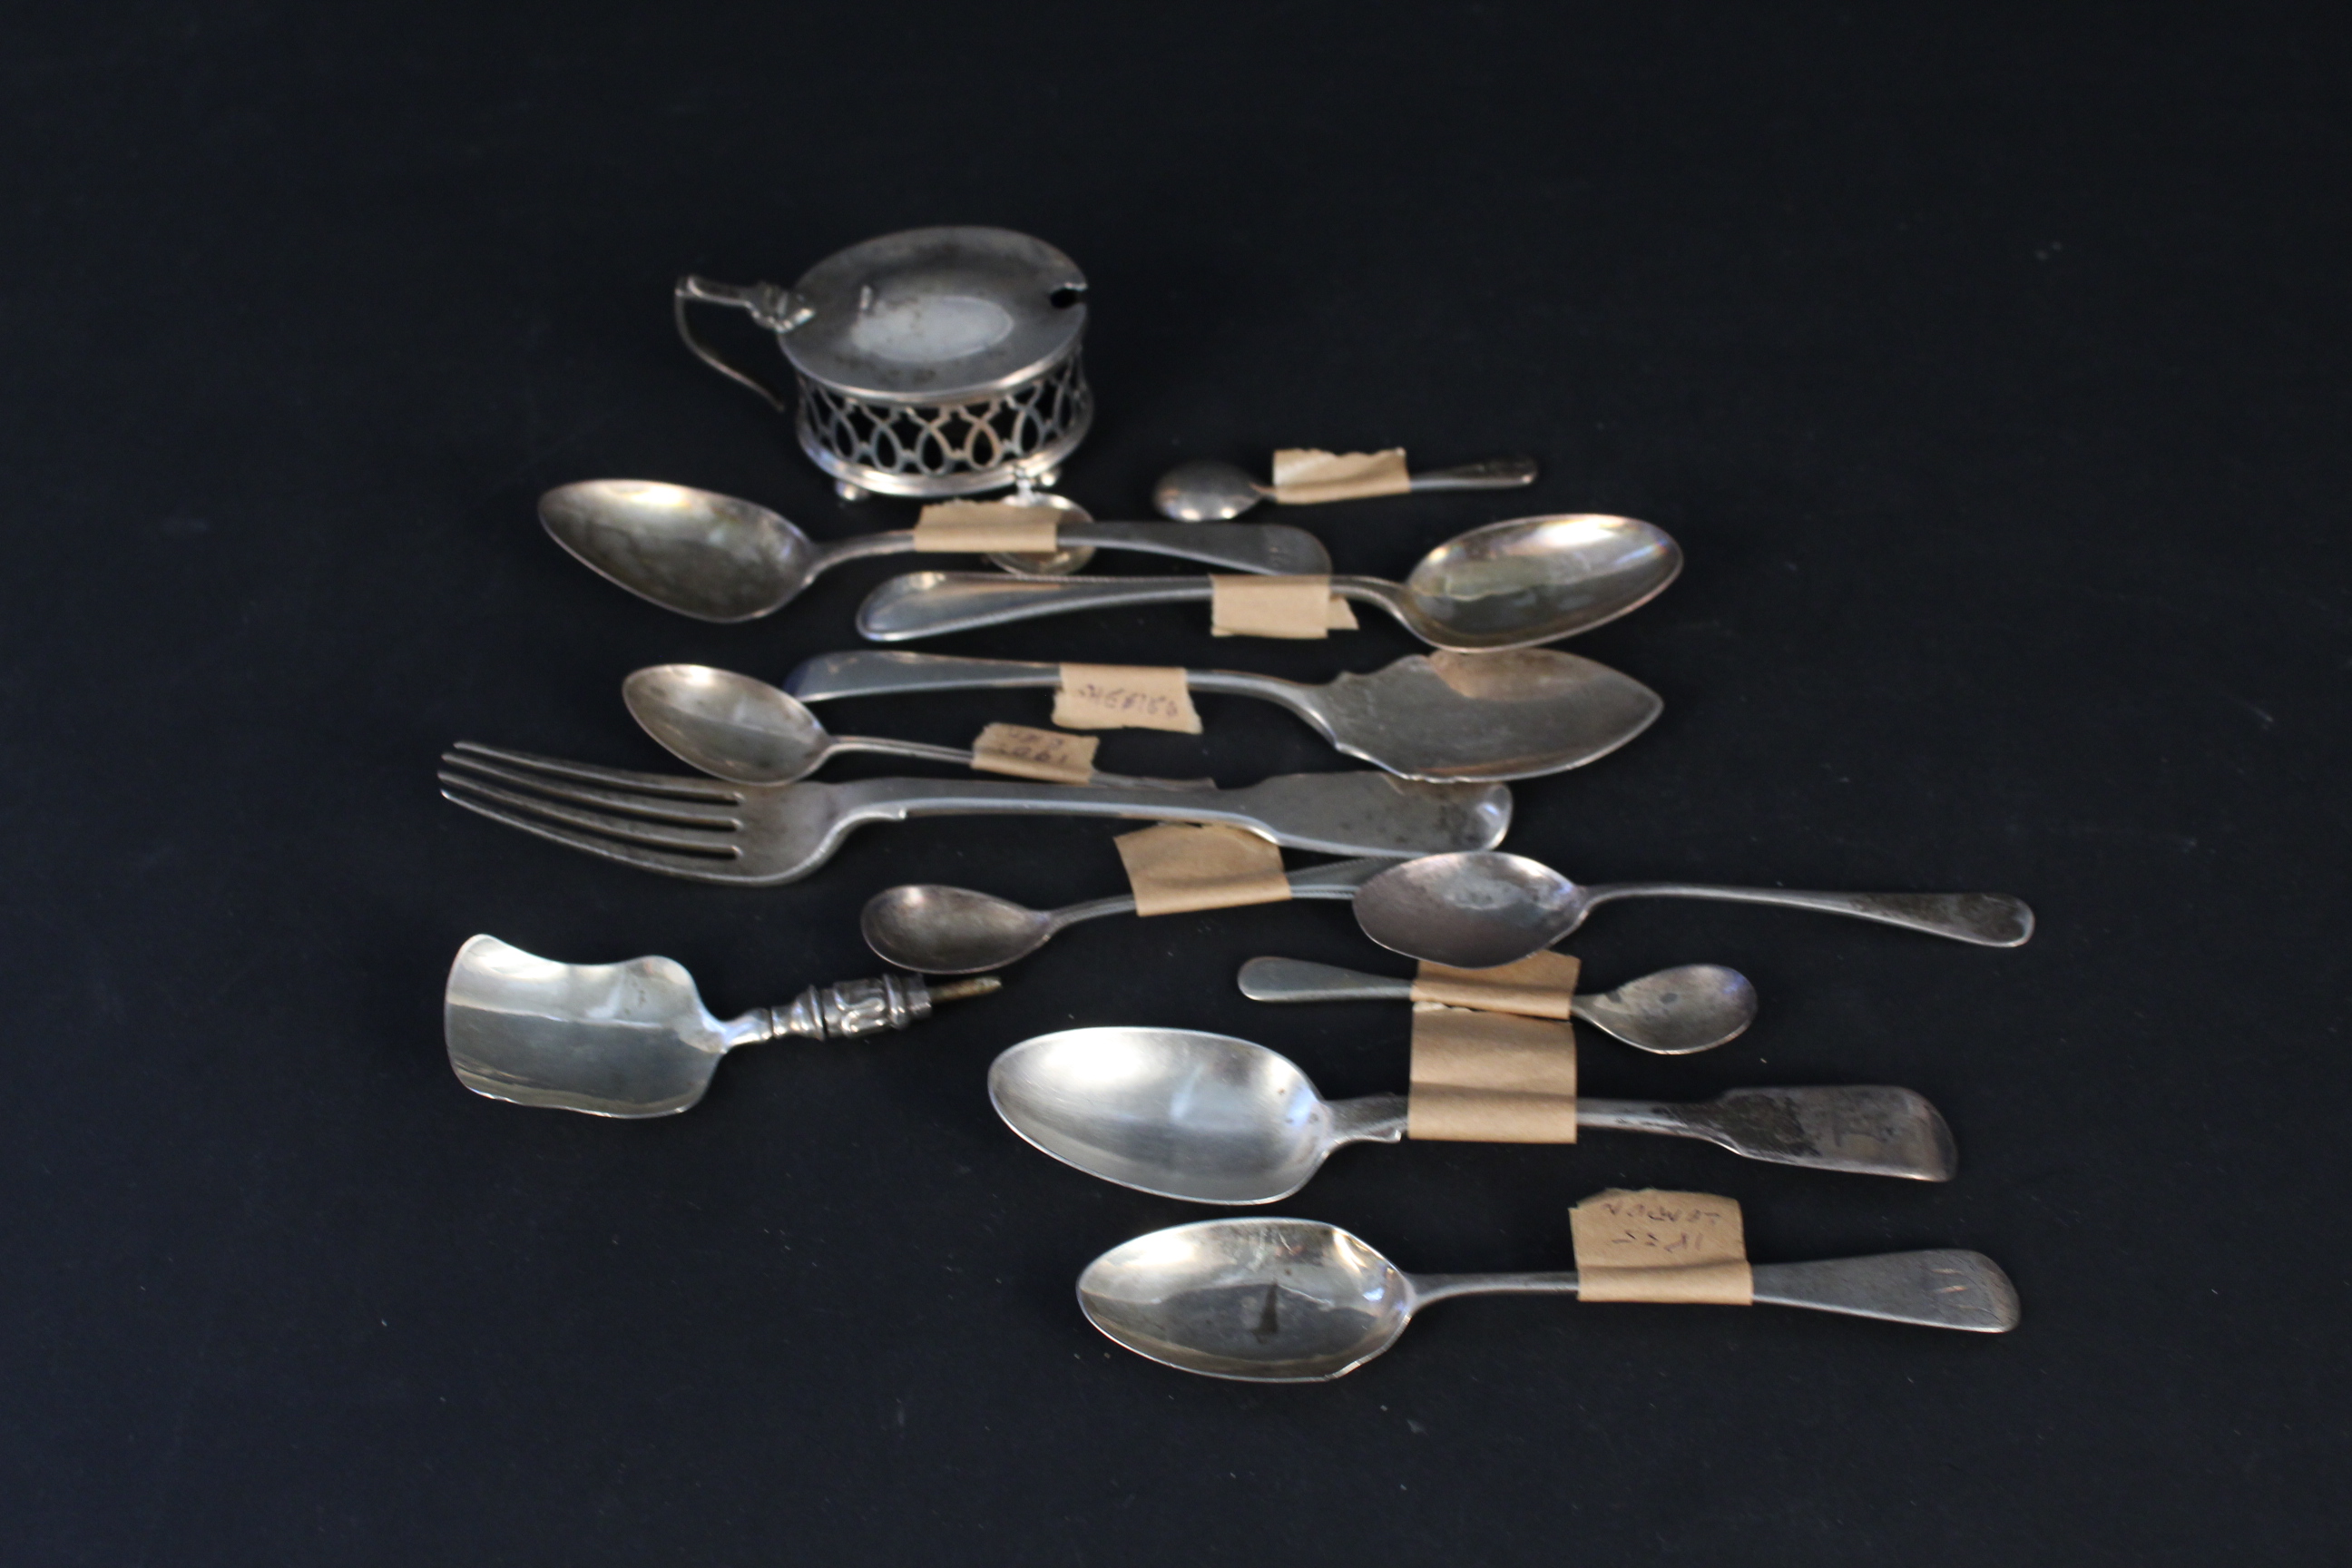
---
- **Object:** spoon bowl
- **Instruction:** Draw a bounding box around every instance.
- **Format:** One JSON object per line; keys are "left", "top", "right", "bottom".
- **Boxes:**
{"left": 543, "top": 480, "right": 821, "bottom": 622}
{"left": 1080, "top": 1217, "right": 1410, "bottom": 1380}
{"left": 625, "top": 664, "right": 836, "bottom": 782}
{"left": 1152, "top": 458, "right": 1269, "bottom": 521}
{"left": 1387, "top": 514, "right": 1681, "bottom": 649}
{"left": 864, "top": 885, "right": 1063, "bottom": 973}
{"left": 1574, "top": 965, "right": 1758, "bottom": 1054}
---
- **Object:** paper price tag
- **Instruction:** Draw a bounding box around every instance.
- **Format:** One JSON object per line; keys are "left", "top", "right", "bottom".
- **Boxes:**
{"left": 1570, "top": 1190, "right": 1753, "bottom": 1305}
{"left": 1053, "top": 663, "right": 1202, "bottom": 733}
{"left": 1113, "top": 824, "right": 1290, "bottom": 916}
{"left": 970, "top": 723, "right": 1097, "bottom": 784}
{"left": 912, "top": 502, "right": 1061, "bottom": 554}
{"left": 1408, "top": 952, "right": 1582, "bottom": 1019}
{"left": 1209, "top": 575, "right": 1359, "bottom": 639}
{"left": 1268, "top": 447, "right": 1413, "bottom": 504}
{"left": 1406, "top": 1005, "right": 1579, "bottom": 1142}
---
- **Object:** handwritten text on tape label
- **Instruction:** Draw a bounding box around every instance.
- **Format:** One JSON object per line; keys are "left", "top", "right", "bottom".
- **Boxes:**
{"left": 1570, "top": 1189, "right": 1753, "bottom": 1305}
{"left": 970, "top": 723, "right": 1097, "bottom": 784}
{"left": 1053, "top": 663, "right": 1202, "bottom": 733}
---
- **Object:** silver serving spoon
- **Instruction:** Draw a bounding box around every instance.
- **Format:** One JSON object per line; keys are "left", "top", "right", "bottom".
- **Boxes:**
{"left": 785, "top": 648, "right": 1661, "bottom": 783}
{"left": 443, "top": 934, "right": 998, "bottom": 1117}
{"left": 1356, "top": 851, "right": 2036, "bottom": 968}
{"left": 855, "top": 514, "right": 1682, "bottom": 651}
{"left": 1152, "top": 456, "right": 1540, "bottom": 521}
{"left": 622, "top": 663, "right": 1209, "bottom": 789}
{"left": 1080, "top": 1217, "right": 2020, "bottom": 1381}
{"left": 1235, "top": 956, "right": 1756, "bottom": 1054}
{"left": 989, "top": 1028, "right": 1956, "bottom": 1200}
{"left": 861, "top": 858, "right": 1396, "bottom": 974}
{"left": 539, "top": 480, "right": 1332, "bottom": 622}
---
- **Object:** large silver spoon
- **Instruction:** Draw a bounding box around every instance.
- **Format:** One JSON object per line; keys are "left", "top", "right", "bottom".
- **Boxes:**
{"left": 443, "top": 934, "right": 997, "bottom": 1118}
{"left": 1081, "top": 1217, "right": 2020, "bottom": 1381}
{"left": 622, "top": 663, "right": 1207, "bottom": 789}
{"left": 861, "top": 858, "right": 1396, "bottom": 974}
{"left": 540, "top": 480, "right": 1333, "bottom": 622}
{"left": 855, "top": 514, "right": 1683, "bottom": 651}
{"left": 785, "top": 648, "right": 1661, "bottom": 783}
{"left": 1153, "top": 456, "right": 1539, "bottom": 521}
{"left": 989, "top": 1027, "right": 1957, "bottom": 1200}
{"left": 1235, "top": 956, "right": 1756, "bottom": 1054}
{"left": 1356, "top": 851, "right": 2035, "bottom": 968}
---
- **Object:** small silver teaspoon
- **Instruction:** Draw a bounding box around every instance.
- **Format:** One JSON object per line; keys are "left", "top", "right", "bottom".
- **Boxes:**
{"left": 1356, "top": 851, "right": 2035, "bottom": 968}
{"left": 1080, "top": 1217, "right": 2020, "bottom": 1382}
{"left": 622, "top": 663, "right": 1207, "bottom": 789}
{"left": 1152, "top": 456, "right": 1540, "bottom": 521}
{"left": 1235, "top": 956, "right": 1757, "bottom": 1054}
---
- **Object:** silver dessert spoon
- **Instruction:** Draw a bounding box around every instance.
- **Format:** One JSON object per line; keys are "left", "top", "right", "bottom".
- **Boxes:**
{"left": 1235, "top": 956, "right": 1756, "bottom": 1054}
{"left": 540, "top": 479, "right": 1332, "bottom": 622}
{"left": 622, "top": 663, "right": 1208, "bottom": 789}
{"left": 989, "top": 1027, "right": 1956, "bottom": 1200}
{"left": 443, "top": 935, "right": 997, "bottom": 1117}
{"left": 860, "top": 858, "right": 1396, "bottom": 974}
{"left": 1356, "top": 851, "right": 2035, "bottom": 968}
{"left": 855, "top": 513, "right": 1682, "bottom": 652}
{"left": 1080, "top": 1216, "right": 2020, "bottom": 1382}
{"left": 785, "top": 648, "right": 1661, "bottom": 783}
{"left": 1152, "top": 456, "right": 1539, "bottom": 521}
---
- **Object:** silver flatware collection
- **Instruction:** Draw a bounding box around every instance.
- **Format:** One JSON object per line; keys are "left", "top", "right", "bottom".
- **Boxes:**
{"left": 440, "top": 222, "right": 2034, "bottom": 1380}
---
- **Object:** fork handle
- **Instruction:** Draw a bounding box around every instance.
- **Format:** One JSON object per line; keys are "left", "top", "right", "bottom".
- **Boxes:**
{"left": 834, "top": 773, "right": 1510, "bottom": 859}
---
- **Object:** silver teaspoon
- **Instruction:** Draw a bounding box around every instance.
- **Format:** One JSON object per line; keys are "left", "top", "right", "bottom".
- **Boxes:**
{"left": 990, "top": 1027, "right": 1957, "bottom": 1200}
{"left": 855, "top": 514, "right": 1682, "bottom": 651}
{"left": 1152, "top": 456, "right": 1540, "bottom": 521}
{"left": 444, "top": 935, "right": 997, "bottom": 1118}
{"left": 1081, "top": 1217, "right": 2020, "bottom": 1382}
{"left": 1235, "top": 956, "right": 1756, "bottom": 1054}
{"left": 1356, "top": 851, "right": 2035, "bottom": 968}
{"left": 860, "top": 858, "right": 1396, "bottom": 974}
{"left": 540, "top": 479, "right": 1332, "bottom": 622}
{"left": 786, "top": 648, "right": 1661, "bottom": 783}
{"left": 623, "top": 663, "right": 1208, "bottom": 789}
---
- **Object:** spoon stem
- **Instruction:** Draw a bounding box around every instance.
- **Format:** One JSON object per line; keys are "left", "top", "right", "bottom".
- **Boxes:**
{"left": 1407, "top": 457, "right": 1541, "bottom": 491}
{"left": 1406, "top": 1270, "right": 1583, "bottom": 1305}
{"left": 1580, "top": 883, "right": 2034, "bottom": 947}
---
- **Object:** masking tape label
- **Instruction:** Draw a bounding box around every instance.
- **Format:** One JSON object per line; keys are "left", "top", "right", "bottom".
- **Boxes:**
{"left": 1268, "top": 447, "right": 1413, "bottom": 504}
{"left": 1209, "top": 575, "right": 1357, "bottom": 639}
{"left": 912, "top": 502, "right": 1061, "bottom": 553}
{"left": 1113, "top": 823, "right": 1290, "bottom": 916}
{"left": 1053, "top": 663, "right": 1202, "bottom": 733}
{"left": 970, "top": 723, "right": 1097, "bottom": 784}
{"left": 1409, "top": 952, "right": 1582, "bottom": 1019}
{"left": 1406, "top": 1005, "right": 1578, "bottom": 1142}
{"left": 1570, "top": 1189, "right": 1753, "bottom": 1305}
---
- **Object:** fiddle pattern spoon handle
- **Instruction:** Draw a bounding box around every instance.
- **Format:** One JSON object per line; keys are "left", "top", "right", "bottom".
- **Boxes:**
{"left": 1406, "top": 1251, "right": 2018, "bottom": 1331}
{"left": 1581, "top": 883, "right": 2034, "bottom": 947}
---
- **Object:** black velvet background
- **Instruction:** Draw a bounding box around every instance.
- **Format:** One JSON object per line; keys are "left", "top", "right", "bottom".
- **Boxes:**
{"left": 5, "top": 5, "right": 2346, "bottom": 1563}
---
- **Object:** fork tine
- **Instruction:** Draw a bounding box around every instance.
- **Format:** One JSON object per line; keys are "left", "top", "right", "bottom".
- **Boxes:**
{"left": 440, "top": 789, "right": 753, "bottom": 883}
{"left": 438, "top": 771, "right": 742, "bottom": 855}
{"left": 441, "top": 751, "right": 743, "bottom": 828}
{"left": 448, "top": 740, "right": 743, "bottom": 801}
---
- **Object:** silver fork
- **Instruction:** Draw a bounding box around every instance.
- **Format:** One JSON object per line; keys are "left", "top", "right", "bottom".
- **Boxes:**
{"left": 438, "top": 743, "right": 1514, "bottom": 886}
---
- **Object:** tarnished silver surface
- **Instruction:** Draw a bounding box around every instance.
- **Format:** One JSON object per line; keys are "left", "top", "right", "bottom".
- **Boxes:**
{"left": 988, "top": 1027, "right": 1955, "bottom": 1203}
{"left": 786, "top": 649, "right": 1661, "bottom": 783}
{"left": 675, "top": 227, "right": 1093, "bottom": 499}
{"left": 622, "top": 663, "right": 1210, "bottom": 790}
{"left": 1153, "top": 456, "right": 1540, "bottom": 521}
{"left": 442, "top": 935, "right": 996, "bottom": 1118}
{"left": 1233, "top": 956, "right": 1758, "bottom": 1054}
{"left": 1079, "top": 1217, "right": 2020, "bottom": 1382}
{"left": 437, "top": 745, "right": 1510, "bottom": 886}
{"left": 539, "top": 481, "right": 1329, "bottom": 621}
{"left": 858, "top": 858, "right": 1396, "bottom": 974}
{"left": 855, "top": 514, "right": 1682, "bottom": 650}
{"left": 1355, "top": 850, "right": 2037, "bottom": 967}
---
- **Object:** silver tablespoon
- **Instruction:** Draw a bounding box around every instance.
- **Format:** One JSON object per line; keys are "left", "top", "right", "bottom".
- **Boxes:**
{"left": 1356, "top": 851, "right": 2035, "bottom": 968}
{"left": 622, "top": 663, "right": 1209, "bottom": 789}
{"left": 1152, "top": 456, "right": 1540, "bottom": 521}
{"left": 540, "top": 480, "right": 1332, "bottom": 622}
{"left": 989, "top": 1027, "right": 1957, "bottom": 1200}
{"left": 1080, "top": 1216, "right": 2020, "bottom": 1382}
{"left": 786, "top": 648, "right": 1662, "bottom": 783}
{"left": 1235, "top": 956, "right": 1757, "bottom": 1054}
{"left": 855, "top": 513, "right": 1683, "bottom": 651}
{"left": 860, "top": 858, "right": 1396, "bottom": 974}
{"left": 443, "top": 935, "right": 998, "bottom": 1118}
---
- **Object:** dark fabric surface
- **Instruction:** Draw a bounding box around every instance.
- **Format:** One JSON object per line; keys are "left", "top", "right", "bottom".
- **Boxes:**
{"left": 5, "top": 5, "right": 2345, "bottom": 1563}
